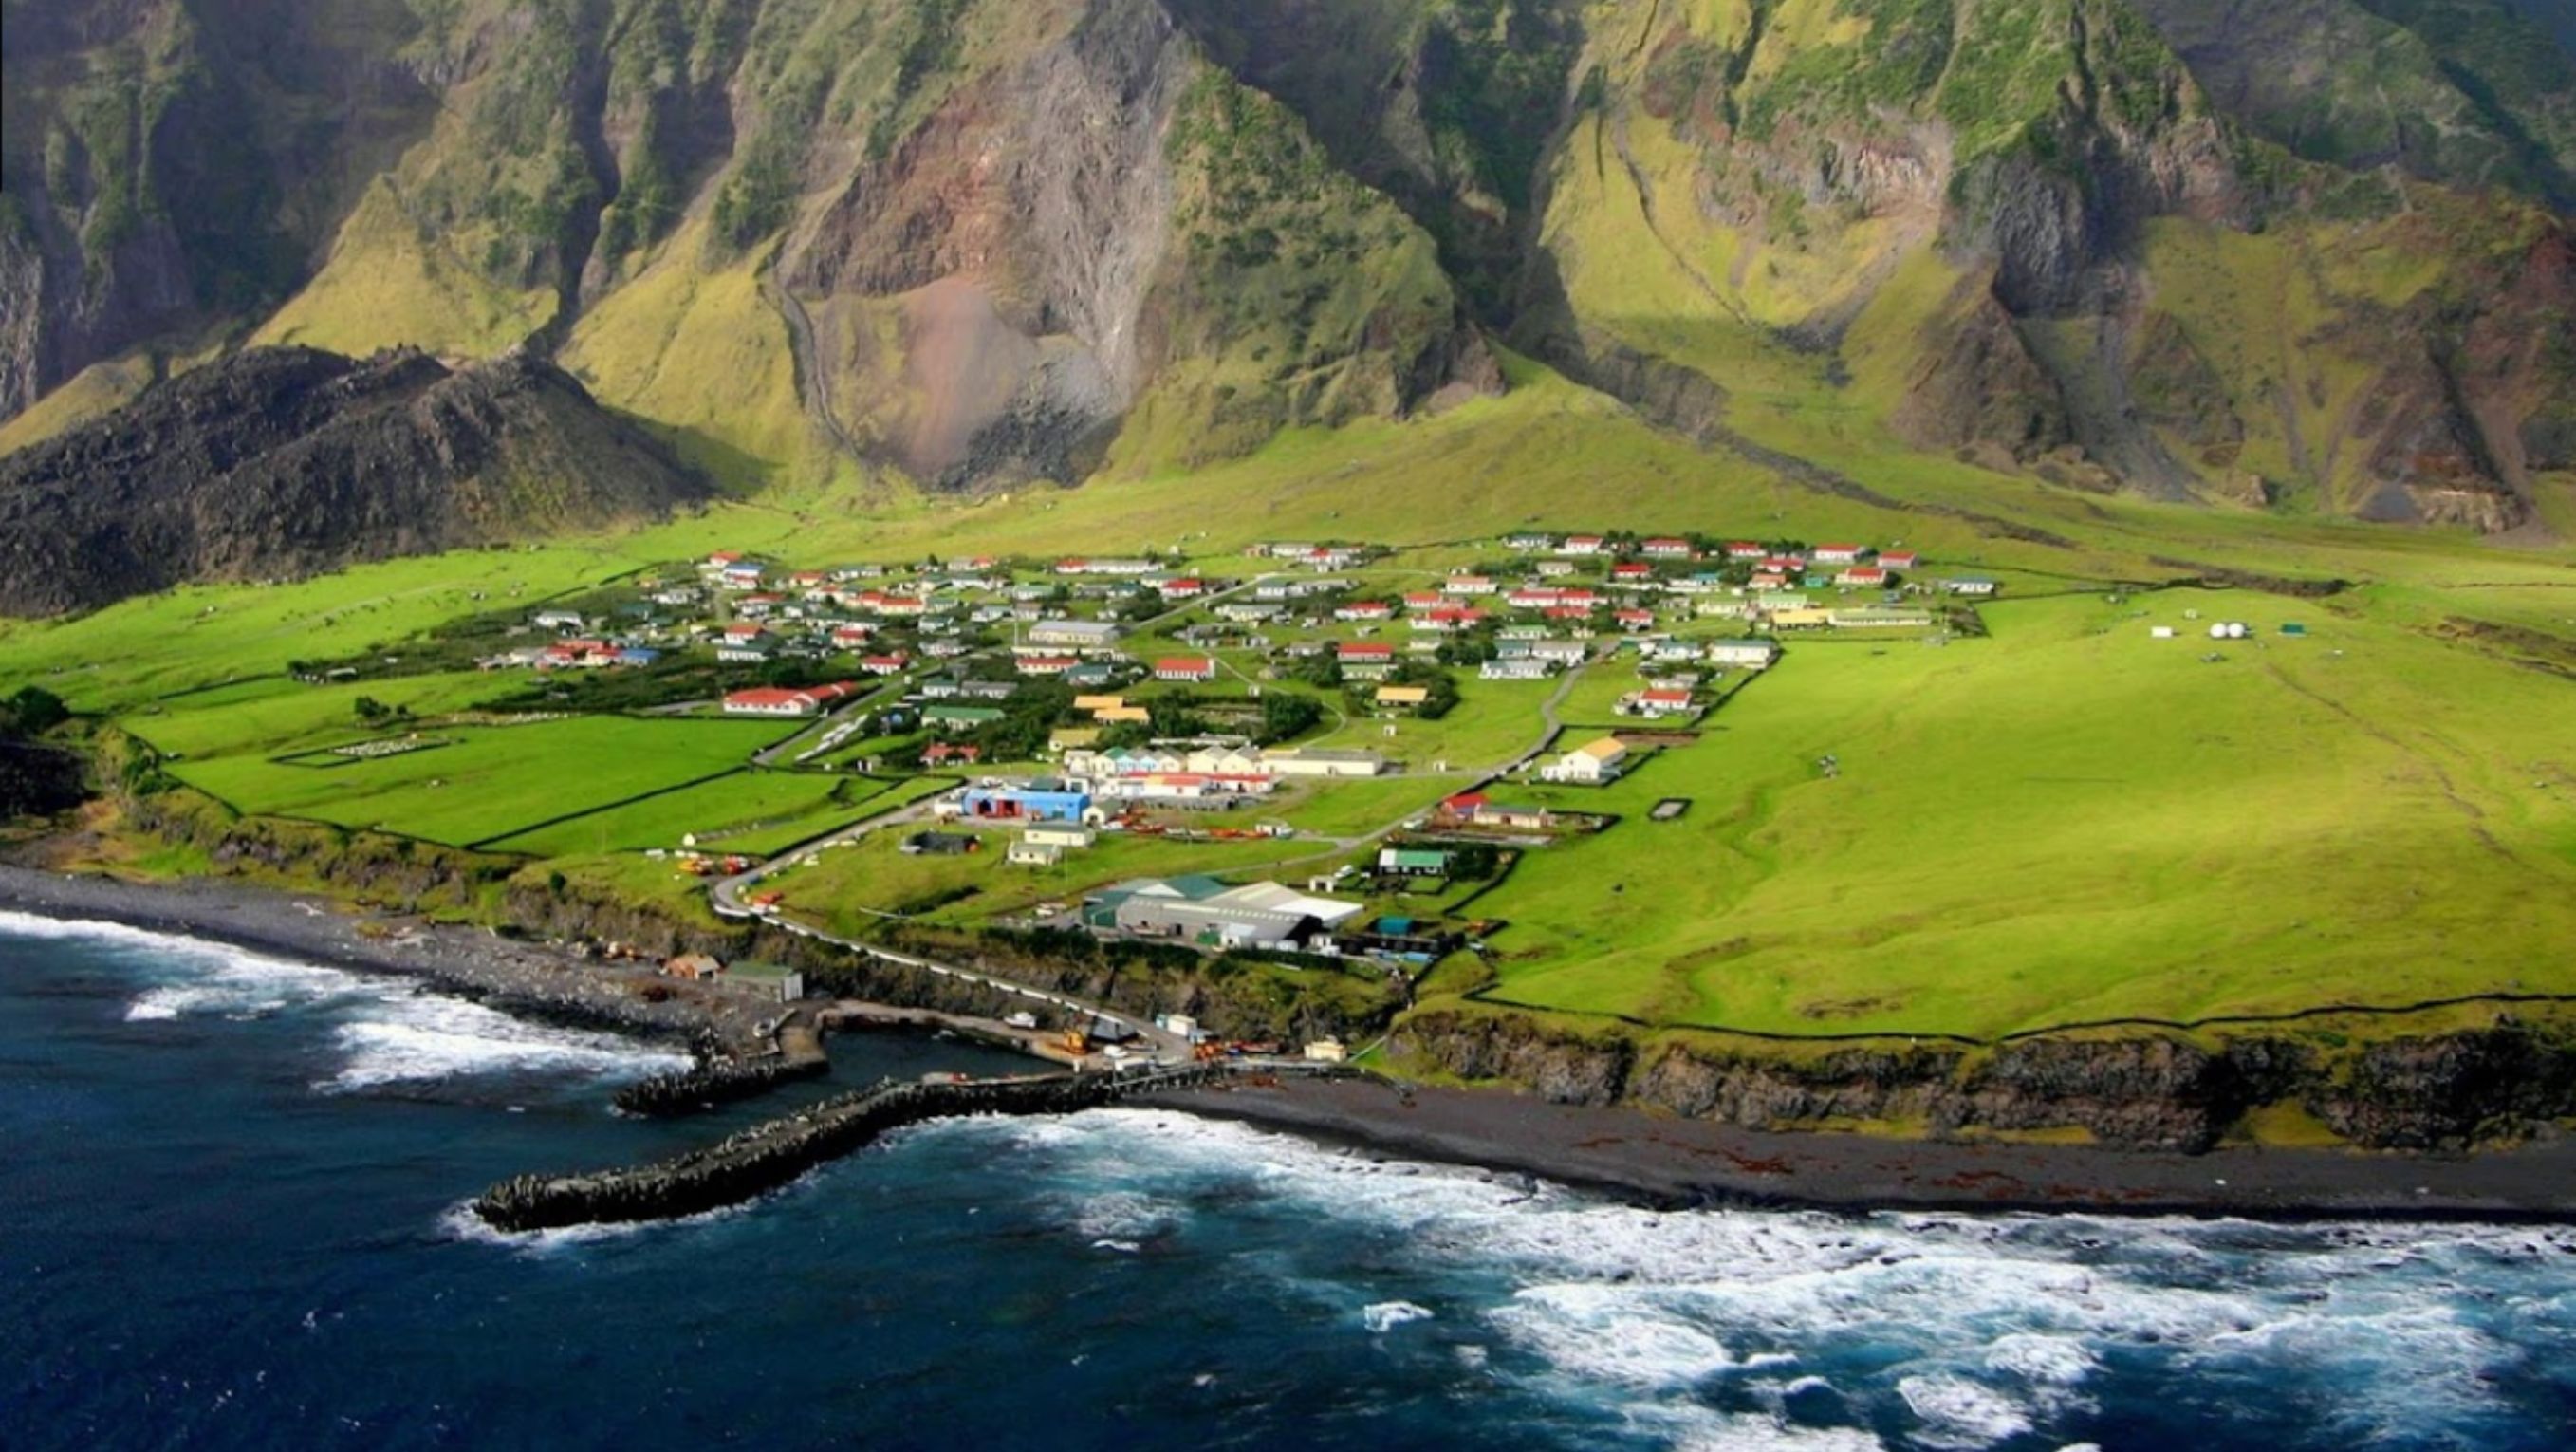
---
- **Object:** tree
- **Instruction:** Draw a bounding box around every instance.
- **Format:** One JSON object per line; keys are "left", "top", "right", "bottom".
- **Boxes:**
{"left": 0, "top": 686, "right": 69, "bottom": 737}
{"left": 1256, "top": 692, "right": 1323, "bottom": 745}
{"left": 353, "top": 696, "right": 389, "bottom": 724}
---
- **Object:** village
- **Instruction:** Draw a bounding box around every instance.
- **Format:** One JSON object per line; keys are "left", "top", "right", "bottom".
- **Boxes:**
{"left": 383, "top": 527, "right": 1994, "bottom": 1058}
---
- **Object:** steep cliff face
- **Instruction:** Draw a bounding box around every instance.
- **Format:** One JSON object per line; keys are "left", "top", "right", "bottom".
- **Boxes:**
{"left": 12, "top": 0, "right": 1496, "bottom": 491}
{"left": 0, "top": 345, "right": 707, "bottom": 615}
{"left": 0, "top": 0, "right": 438, "bottom": 418}
{"left": 1502, "top": 0, "right": 2572, "bottom": 529}
{"left": 2, "top": 0, "right": 2568, "bottom": 518}
{"left": 1393, "top": 1009, "right": 2576, "bottom": 1152}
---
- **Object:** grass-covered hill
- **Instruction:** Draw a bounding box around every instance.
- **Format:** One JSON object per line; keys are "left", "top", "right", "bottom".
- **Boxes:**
{"left": 2, "top": 0, "right": 2569, "bottom": 532}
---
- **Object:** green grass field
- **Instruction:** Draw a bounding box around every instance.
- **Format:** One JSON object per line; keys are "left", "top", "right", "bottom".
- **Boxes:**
{"left": 481, "top": 771, "right": 897, "bottom": 858}
{"left": 170, "top": 716, "right": 789, "bottom": 848}
{"left": 128, "top": 672, "right": 510, "bottom": 760}
{"left": 769, "top": 826, "right": 1310, "bottom": 936}
{"left": 9, "top": 343, "right": 2572, "bottom": 1050}
{"left": 1457, "top": 591, "right": 2576, "bottom": 1039}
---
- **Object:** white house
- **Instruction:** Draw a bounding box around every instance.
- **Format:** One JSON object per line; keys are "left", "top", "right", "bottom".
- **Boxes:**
{"left": 1541, "top": 735, "right": 1630, "bottom": 785}
{"left": 1705, "top": 639, "right": 1781, "bottom": 670}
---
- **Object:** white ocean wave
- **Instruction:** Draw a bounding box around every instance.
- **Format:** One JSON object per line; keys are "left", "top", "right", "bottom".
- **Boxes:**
{"left": 1362, "top": 1300, "right": 1435, "bottom": 1333}
{"left": 0, "top": 909, "right": 388, "bottom": 1022}
{"left": 902, "top": 1108, "right": 2573, "bottom": 1450}
{"left": 1897, "top": 1373, "right": 2034, "bottom": 1449}
{"left": 1054, "top": 1188, "right": 1177, "bottom": 1245}
{"left": 322, "top": 994, "right": 688, "bottom": 1091}
{"left": 437, "top": 1198, "right": 756, "bottom": 1254}
{"left": 1659, "top": 1421, "right": 1885, "bottom": 1452}
{"left": 8, "top": 909, "right": 684, "bottom": 1089}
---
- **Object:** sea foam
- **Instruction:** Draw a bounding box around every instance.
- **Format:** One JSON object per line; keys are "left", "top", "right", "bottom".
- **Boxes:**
{"left": 11, "top": 910, "right": 686, "bottom": 1090}
{"left": 903, "top": 1108, "right": 2571, "bottom": 1451}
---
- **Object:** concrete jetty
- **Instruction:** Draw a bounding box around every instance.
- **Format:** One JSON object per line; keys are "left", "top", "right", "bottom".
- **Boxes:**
{"left": 474, "top": 1064, "right": 1236, "bottom": 1232}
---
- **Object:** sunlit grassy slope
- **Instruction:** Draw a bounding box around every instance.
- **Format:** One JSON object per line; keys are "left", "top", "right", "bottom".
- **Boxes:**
{"left": 251, "top": 179, "right": 555, "bottom": 360}
{"left": 560, "top": 215, "right": 845, "bottom": 494}
{"left": 1463, "top": 592, "right": 2576, "bottom": 1039}
{"left": 7, "top": 346, "right": 2570, "bottom": 1043}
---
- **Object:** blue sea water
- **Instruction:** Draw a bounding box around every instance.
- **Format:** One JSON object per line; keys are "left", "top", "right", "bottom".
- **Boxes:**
{"left": 1, "top": 914, "right": 2570, "bottom": 1452}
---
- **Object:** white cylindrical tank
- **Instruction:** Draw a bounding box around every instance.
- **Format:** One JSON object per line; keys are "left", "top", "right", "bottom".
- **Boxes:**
{"left": 2227, "top": 622, "right": 2249, "bottom": 639}
{"left": 2209, "top": 623, "right": 2229, "bottom": 640}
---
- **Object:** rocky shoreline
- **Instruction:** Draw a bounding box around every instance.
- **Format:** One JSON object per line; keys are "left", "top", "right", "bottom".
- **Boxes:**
{"left": 0, "top": 864, "right": 769, "bottom": 1052}
{"left": 7, "top": 865, "right": 2573, "bottom": 1222}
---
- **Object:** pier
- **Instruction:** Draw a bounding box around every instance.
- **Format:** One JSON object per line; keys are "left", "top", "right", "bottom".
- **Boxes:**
{"left": 475, "top": 1063, "right": 1261, "bottom": 1233}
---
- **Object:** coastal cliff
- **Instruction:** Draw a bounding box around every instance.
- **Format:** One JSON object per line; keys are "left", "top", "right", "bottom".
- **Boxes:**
{"left": 53, "top": 776, "right": 2576, "bottom": 1159}
{"left": 1391, "top": 1009, "right": 2576, "bottom": 1153}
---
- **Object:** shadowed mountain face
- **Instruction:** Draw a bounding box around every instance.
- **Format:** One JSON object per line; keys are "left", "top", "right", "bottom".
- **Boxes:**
{"left": 0, "top": 346, "right": 706, "bottom": 616}
{"left": 0, "top": 0, "right": 2569, "bottom": 526}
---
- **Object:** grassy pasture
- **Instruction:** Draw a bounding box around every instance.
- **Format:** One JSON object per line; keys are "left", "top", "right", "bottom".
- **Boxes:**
{"left": 1460, "top": 592, "right": 2576, "bottom": 1039}
{"left": 127, "top": 672, "right": 509, "bottom": 761}
{"left": 481, "top": 771, "right": 898, "bottom": 859}
{"left": 770, "top": 826, "right": 1308, "bottom": 936}
{"left": 171, "top": 716, "right": 788, "bottom": 848}
{"left": 7, "top": 339, "right": 2570, "bottom": 1051}
{"left": 1, "top": 545, "right": 657, "bottom": 716}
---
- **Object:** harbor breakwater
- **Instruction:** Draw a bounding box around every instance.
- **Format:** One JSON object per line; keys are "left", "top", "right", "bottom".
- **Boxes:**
{"left": 476, "top": 1064, "right": 1246, "bottom": 1232}
{"left": 611, "top": 1052, "right": 830, "bottom": 1117}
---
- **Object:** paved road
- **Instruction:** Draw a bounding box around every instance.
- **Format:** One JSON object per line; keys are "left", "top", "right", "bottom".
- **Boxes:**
{"left": 704, "top": 616, "right": 1595, "bottom": 1061}
{"left": 709, "top": 790, "right": 1189, "bottom": 1061}
{"left": 754, "top": 673, "right": 912, "bottom": 768}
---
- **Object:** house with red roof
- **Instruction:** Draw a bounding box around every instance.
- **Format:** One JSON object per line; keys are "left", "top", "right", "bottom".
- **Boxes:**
{"left": 1725, "top": 542, "right": 1766, "bottom": 560}
{"left": 1560, "top": 535, "right": 1606, "bottom": 555}
{"left": 1016, "top": 654, "right": 1081, "bottom": 676}
{"left": 1877, "top": 550, "right": 1918, "bottom": 571}
{"left": 1334, "top": 601, "right": 1394, "bottom": 622}
{"left": 1618, "top": 686, "right": 1697, "bottom": 717}
{"left": 1155, "top": 656, "right": 1217, "bottom": 682}
{"left": 860, "top": 652, "right": 909, "bottom": 675}
{"left": 721, "top": 681, "right": 856, "bottom": 717}
{"left": 1614, "top": 607, "right": 1657, "bottom": 630}
{"left": 1813, "top": 544, "right": 1864, "bottom": 565}
{"left": 1410, "top": 606, "right": 1487, "bottom": 634}
{"left": 1836, "top": 566, "right": 1889, "bottom": 587}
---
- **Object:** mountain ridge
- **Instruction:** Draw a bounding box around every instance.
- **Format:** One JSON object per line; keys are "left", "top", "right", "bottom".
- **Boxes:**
{"left": 1, "top": 0, "right": 2569, "bottom": 530}
{"left": 0, "top": 344, "right": 707, "bottom": 615}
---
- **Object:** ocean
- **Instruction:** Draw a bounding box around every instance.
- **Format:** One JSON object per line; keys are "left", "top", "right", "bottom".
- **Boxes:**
{"left": 2, "top": 913, "right": 2569, "bottom": 1451}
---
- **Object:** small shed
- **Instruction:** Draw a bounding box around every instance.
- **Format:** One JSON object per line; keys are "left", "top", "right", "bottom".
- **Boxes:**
{"left": 1008, "top": 838, "right": 1064, "bottom": 868}
{"left": 662, "top": 953, "right": 725, "bottom": 981}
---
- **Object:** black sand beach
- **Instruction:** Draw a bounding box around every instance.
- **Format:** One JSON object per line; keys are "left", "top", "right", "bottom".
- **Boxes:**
{"left": 1146, "top": 1073, "right": 2576, "bottom": 1220}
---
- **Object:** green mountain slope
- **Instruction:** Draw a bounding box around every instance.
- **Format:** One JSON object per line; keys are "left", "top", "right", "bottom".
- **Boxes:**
{"left": 1, "top": 0, "right": 2569, "bottom": 531}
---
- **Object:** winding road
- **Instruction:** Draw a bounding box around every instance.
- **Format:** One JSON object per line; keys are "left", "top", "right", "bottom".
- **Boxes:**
{"left": 704, "top": 598, "right": 1598, "bottom": 1065}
